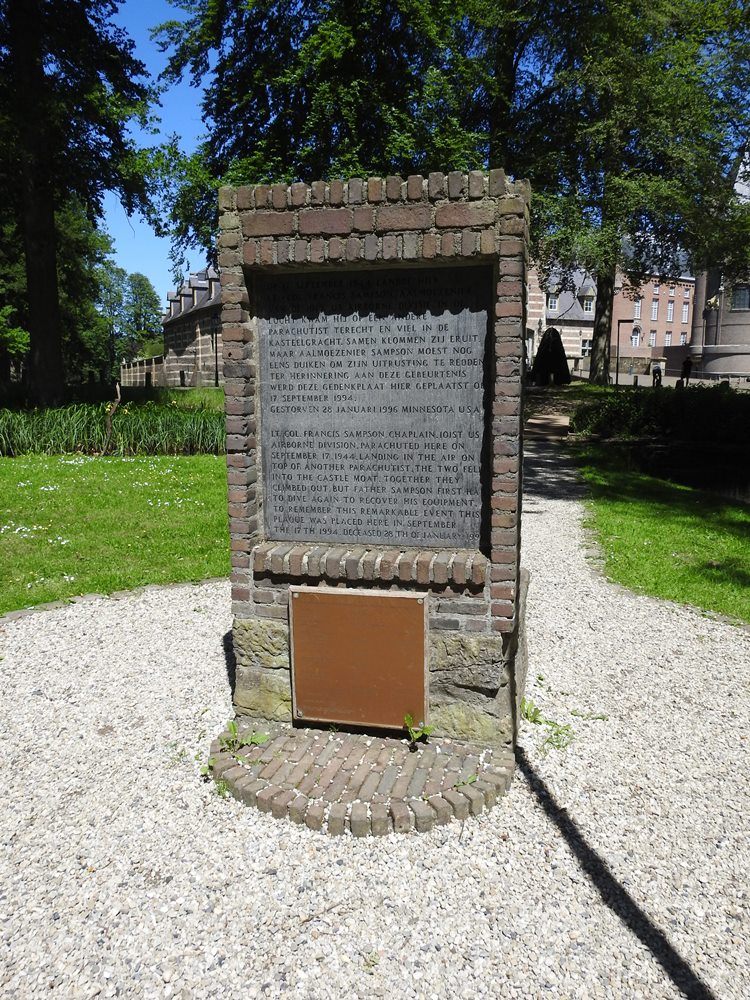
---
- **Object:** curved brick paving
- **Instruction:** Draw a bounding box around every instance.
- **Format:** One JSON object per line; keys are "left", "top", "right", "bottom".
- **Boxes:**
{"left": 210, "top": 722, "right": 514, "bottom": 836}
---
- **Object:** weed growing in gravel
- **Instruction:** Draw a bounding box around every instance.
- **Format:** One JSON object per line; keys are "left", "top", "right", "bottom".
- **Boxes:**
{"left": 522, "top": 697, "right": 575, "bottom": 754}
{"left": 539, "top": 721, "right": 575, "bottom": 755}
{"left": 454, "top": 774, "right": 478, "bottom": 789}
{"left": 363, "top": 952, "right": 380, "bottom": 973}
{"left": 521, "top": 697, "right": 544, "bottom": 724}
{"left": 214, "top": 779, "right": 230, "bottom": 798}
{"left": 571, "top": 709, "right": 609, "bottom": 722}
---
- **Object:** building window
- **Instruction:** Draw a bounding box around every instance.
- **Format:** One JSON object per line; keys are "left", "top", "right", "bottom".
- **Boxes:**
{"left": 631, "top": 330, "right": 641, "bottom": 347}
{"left": 581, "top": 338, "right": 592, "bottom": 357}
{"left": 682, "top": 303, "right": 689, "bottom": 324}
{"left": 667, "top": 301, "right": 674, "bottom": 322}
{"left": 669, "top": 285, "right": 675, "bottom": 296}
{"left": 651, "top": 299, "right": 659, "bottom": 320}
{"left": 634, "top": 298, "right": 642, "bottom": 319}
{"left": 547, "top": 294, "right": 558, "bottom": 311}
{"left": 680, "top": 332, "right": 688, "bottom": 345}
{"left": 731, "top": 285, "right": 750, "bottom": 310}
{"left": 653, "top": 282, "right": 660, "bottom": 295}
{"left": 649, "top": 330, "right": 656, "bottom": 347}
{"left": 583, "top": 297, "right": 593, "bottom": 313}
{"left": 684, "top": 287, "right": 690, "bottom": 298}
{"left": 665, "top": 331, "right": 672, "bottom": 346}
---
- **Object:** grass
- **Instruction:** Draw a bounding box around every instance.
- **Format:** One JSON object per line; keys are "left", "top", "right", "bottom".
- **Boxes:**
{"left": 576, "top": 444, "right": 750, "bottom": 624}
{"left": 0, "top": 454, "right": 230, "bottom": 614}
{"left": 0, "top": 401, "right": 225, "bottom": 456}
{"left": 120, "top": 386, "right": 225, "bottom": 411}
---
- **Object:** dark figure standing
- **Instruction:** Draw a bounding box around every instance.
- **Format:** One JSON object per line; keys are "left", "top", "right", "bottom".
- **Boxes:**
{"left": 652, "top": 363, "right": 662, "bottom": 387}
{"left": 681, "top": 356, "right": 693, "bottom": 385}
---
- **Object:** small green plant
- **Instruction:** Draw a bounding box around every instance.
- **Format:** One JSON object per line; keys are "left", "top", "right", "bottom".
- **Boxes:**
{"left": 521, "top": 697, "right": 544, "bottom": 725}
{"left": 454, "top": 773, "right": 478, "bottom": 789}
{"left": 571, "top": 709, "right": 609, "bottom": 721}
{"left": 214, "top": 778, "right": 230, "bottom": 798}
{"left": 219, "top": 719, "right": 270, "bottom": 753}
{"left": 404, "top": 713, "right": 433, "bottom": 750}
{"left": 540, "top": 721, "right": 575, "bottom": 755}
{"left": 199, "top": 755, "right": 216, "bottom": 779}
{"left": 363, "top": 952, "right": 380, "bottom": 973}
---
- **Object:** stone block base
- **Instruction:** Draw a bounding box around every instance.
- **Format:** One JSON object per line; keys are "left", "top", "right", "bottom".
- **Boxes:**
{"left": 232, "top": 570, "right": 528, "bottom": 745}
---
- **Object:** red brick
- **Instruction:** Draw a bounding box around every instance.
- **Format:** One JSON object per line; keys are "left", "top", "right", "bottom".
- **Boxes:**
{"left": 276, "top": 240, "right": 290, "bottom": 264}
{"left": 242, "top": 212, "right": 293, "bottom": 237}
{"left": 435, "top": 203, "right": 495, "bottom": 228}
{"left": 492, "top": 458, "right": 519, "bottom": 474}
{"left": 468, "top": 170, "right": 485, "bottom": 198}
{"left": 235, "top": 186, "right": 252, "bottom": 210}
{"left": 492, "top": 399, "right": 520, "bottom": 416}
{"left": 379, "top": 549, "right": 401, "bottom": 580}
{"left": 376, "top": 204, "right": 431, "bottom": 232}
{"left": 492, "top": 618, "right": 513, "bottom": 633}
{"left": 294, "top": 239, "right": 308, "bottom": 262}
{"left": 441, "top": 233, "right": 455, "bottom": 256}
{"left": 271, "top": 183, "right": 287, "bottom": 209}
{"left": 491, "top": 583, "right": 515, "bottom": 600}
{"left": 299, "top": 208, "right": 352, "bottom": 235}
{"left": 288, "top": 546, "right": 307, "bottom": 576}
{"left": 498, "top": 279, "right": 523, "bottom": 296}
{"left": 310, "top": 239, "right": 324, "bottom": 262}
{"left": 347, "top": 178, "right": 364, "bottom": 203}
{"left": 452, "top": 555, "right": 468, "bottom": 586}
{"left": 406, "top": 174, "right": 423, "bottom": 200}
{"left": 329, "top": 237, "right": 344, "bottom": 260}
{"left": 329, "top": 179, "right": 344, "bottom": 204}
{"left": 500, "top": 216, "right": 526, "bottom": 236}
{"left": 489, "top": 168, "right": 508, "bottom": 196}
{"left": 480, "top": 229, "right": 496, "bottom": 255}
{"left": 346, "top": 237, "right": 361, "bottom": 260}
{"left": 253, "top": 185, "right": 270, "bottom": 208}
{"left": 290, "top": 182, "right": 307, "bottom": 206}
{"left": 353, "top": 206, "right": 374, "bottom": 231}
{"left": 422, "top": 233, "right": 437, "bottom": 258}
{"left": 491, "top": 600, "right": 514, "bottom": 617}
{"left": 243, "top": 241, "right": 256, "bottom": 265}
{"left": 491, "top": 549, "right": 516, "bottom": 564}
{"left": 491, "top": 495, "right": 517, "bottom": 511}
{"left": 498, "top": 237, "right": 524, "bottom": 256}
{"left": 367, "top": 177, "right": 384, "bottom": 202}
{"left": 495, "top": 300, "right": 522, "bottom": 318}
{"left": 260, "top": 239, "right": 274, "bottom": 265}
{"left": 448, "top": 171, "right": 465, "bottom": 198}
{"left": 416, "top": 551, "right": 433, "bottom": 584}
{"left": 462, "top": 229, "right": 477, "bottom": 256}
{"left": 497, "top": 258, "right": 524, "bottom": 276}
{"left": 383, "top": 234, "right": 398, "bottom": 259}
{"left": 490, "top": 564, "right": 515, "bottom": 582}
{"left": 496, "top": 360, "right": 521, "bottom": 377}
{"left": 494, "top": 341, "right": 522, "bottom": 358}
{"left": 386, "top": 175, "right": 402, "bottom": 200}
{"left": 428, "top": 172, "right": 446, "bottom": 198}
{"left": 311, "top": 181, "right": 326, "bottom": 204}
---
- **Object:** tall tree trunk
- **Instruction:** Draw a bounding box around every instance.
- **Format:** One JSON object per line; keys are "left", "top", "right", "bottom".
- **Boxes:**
{"left": 8, "top": 0, "right": 65, "bottom": 406}
{"left": 589, "top": 265, "right": 616, "bottom": 384}
{"left": 488, "top": 25, "right": 518, "bottom": 170}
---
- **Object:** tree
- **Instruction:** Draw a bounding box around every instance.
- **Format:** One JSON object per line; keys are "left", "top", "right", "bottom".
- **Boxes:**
{"left": 523, "top": 0, "right": 750, "bottom": 382}
{"left": 123, "top": 273, "right": 163, "bottom": 356}
{"left": 0, "top": 0, "right": 153, "bottom": 404}
{"left": 156, "top": 0, "right": 485, "bottom": 258}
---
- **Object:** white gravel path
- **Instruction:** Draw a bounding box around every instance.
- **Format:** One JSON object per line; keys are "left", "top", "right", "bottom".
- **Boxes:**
{"left": 1, "top": 442, "right": 748, "bottom": 1000}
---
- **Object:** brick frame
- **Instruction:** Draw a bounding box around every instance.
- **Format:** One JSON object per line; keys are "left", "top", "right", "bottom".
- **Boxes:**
{"left": 219, "top": 170, "right": 528, "bottom": 649}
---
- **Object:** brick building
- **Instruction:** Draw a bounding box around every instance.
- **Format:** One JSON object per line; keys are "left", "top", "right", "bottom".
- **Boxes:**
{"left": 163, "top": 267, "right": 223, "bottom": 387}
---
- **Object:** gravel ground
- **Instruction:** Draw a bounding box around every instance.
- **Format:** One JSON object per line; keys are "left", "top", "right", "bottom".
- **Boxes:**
{"left": 1, "top": 441, "right": 748, "bottom": 1000}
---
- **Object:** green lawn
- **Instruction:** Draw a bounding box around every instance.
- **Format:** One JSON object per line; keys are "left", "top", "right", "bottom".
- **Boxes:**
{"left": 576, "top": 446, "right": 750, "bottom": 624}
{"left": 0, "top": 454, "right": 230, "bottom": 614}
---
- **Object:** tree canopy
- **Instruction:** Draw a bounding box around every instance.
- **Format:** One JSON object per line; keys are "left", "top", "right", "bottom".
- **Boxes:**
{"left": 157, "top": 0, "right": 750, "bottom": 382}
{"left": 0, "top": 0, "right": 154, "bottom": 403}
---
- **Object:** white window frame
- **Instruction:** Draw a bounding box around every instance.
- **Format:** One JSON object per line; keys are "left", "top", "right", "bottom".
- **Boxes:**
{"left": 665, "top": 331, "right": 672, "bottom": 346}
{"left": 680, "top": 332, "right": 688, "bottom": 345}
{"left": 653, "top": 282, "right": 660, "bottom": 295}
{"left": 634, "top": 299, "right": 642, "bottom": 319}
{"left": 667, "top": 301, "right": 674, "bottom": 322}
{"left": 684, "top": 287, "right": 690, "bottom": 299}
{"left": 631, "top": 330, "right": 641, "bottom": 347}
{"left": 583, "top": 297, "right": 593, "bottom": 313}
{"left": 651, "top": 299, "right": 659, "bottom": 321}
{"left": 648, "top": 330, "right": 656, "bottom": 347}
{"left": 682, "top": 303, "right": 689, "bottom": 324}
{"left": 547, "top": 294, "right": 558, "bottom": 311}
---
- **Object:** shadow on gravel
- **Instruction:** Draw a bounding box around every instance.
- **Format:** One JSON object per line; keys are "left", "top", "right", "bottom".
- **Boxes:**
{"left": 523, "top": 441, "right": 587, "bottom": 502}
{"left": 516, "top": 747, "right": 718, "bottom": 1000}
{"left": 223, "top": 631, "right": 237, "bottom": 697}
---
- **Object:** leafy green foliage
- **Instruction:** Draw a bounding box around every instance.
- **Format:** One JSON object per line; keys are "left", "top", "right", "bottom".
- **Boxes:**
{"left": 0, "top": 402, "right": 225, "bottom": 456}
{"left": 404, "top": 713, "right": 434, "bottom": 749}
{"left": 0, "top": 453, "right": 230, "bottom": 614}
{"left": 219, "top": 719, "right": 270, "bottom": 754}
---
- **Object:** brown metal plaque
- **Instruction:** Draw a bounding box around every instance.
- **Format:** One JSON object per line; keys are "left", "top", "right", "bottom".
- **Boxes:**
{"left": 289, "top": 587, "right": 427, "bottom": 730}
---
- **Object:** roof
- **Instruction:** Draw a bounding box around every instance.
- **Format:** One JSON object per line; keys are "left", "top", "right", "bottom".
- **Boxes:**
{"left": 163, "top": 266, "right": 222, "bottom": 326}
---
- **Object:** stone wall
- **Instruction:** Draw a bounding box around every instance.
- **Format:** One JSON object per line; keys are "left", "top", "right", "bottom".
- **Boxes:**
{"left": 218, "top": 171, "right": 529, "bottom": 746}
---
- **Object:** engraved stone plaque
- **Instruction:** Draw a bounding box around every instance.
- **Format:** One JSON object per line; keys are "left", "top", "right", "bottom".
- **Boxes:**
{"left": 257, "top": 266, "right": 490, "bottom": 548}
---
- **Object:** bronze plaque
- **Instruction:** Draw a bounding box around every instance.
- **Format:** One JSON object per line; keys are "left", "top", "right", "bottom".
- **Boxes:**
{"left": 289, "top": 587, "right": 427, "bottom": 729}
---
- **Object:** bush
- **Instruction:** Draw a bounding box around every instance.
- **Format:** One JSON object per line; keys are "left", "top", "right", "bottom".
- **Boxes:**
{"left": 570, "top": 385, "right": 750, "bottom": 453}
{"left": 0, "top": 402, "right": 226, "bottom": 456}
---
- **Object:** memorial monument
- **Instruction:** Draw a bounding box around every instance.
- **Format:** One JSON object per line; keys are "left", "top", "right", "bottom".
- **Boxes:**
{"left": 218, "top": 170, "right": 528, "bottom": 748}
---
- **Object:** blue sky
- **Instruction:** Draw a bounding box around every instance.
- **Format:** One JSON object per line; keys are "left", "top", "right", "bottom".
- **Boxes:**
{"left": 101, "top": 0, "right": 207, "bottom": 306}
